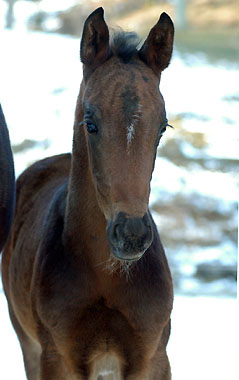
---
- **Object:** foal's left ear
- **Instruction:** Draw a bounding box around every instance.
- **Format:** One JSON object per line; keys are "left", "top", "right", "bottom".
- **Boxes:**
{"left": 139, "top": 13, "right": 174, "bottom": 76}
{"left": 80, "top": 7, "right": 111, "bottom": 78}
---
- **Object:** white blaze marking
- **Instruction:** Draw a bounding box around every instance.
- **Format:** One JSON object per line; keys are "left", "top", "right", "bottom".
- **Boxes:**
{"left": 126, "top": 104, "right": 142, "bottom": 150}
{"left": 127, "top": 123, "right": 135, "bottom": 145}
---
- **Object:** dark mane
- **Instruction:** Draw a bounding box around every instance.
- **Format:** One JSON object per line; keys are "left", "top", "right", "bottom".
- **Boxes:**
{"left": 110, "top": 31, "right": 140, "bottom": 63}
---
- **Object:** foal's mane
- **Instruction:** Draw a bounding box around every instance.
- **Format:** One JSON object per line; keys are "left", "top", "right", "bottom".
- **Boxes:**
{"left": 110, "top": 31, "right": 140, "bottom": 63}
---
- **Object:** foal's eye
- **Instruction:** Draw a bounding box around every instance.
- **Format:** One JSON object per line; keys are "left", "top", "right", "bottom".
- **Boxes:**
{"left": 80, "top": 119, "right": 98, "bottom": 134}
{"left": 160, "top": 126, "right": 167, "bottom": 136}
{"left": 156, "top": 119, "right": 173, "bottom": 145}
{"left": 86, "top": 120, "right": 98, "bottom": 134}
{"left": 159, "top": 119, "right": 173, "bottom": 138}
{"left": 158, "top": 125, "right": 167, "bottom": 141}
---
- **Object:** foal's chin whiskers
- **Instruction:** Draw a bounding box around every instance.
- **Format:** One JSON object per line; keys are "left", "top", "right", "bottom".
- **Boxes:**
{"left": 118, "top": 260, "right": 135, "bottom": 282}
{"left": 100, "top": 255, "right": 135, "bottom": 282}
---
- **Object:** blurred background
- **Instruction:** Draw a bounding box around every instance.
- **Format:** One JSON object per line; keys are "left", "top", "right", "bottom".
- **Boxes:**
{"left": 0, "top": 1, "right": 238, "bottom": 379}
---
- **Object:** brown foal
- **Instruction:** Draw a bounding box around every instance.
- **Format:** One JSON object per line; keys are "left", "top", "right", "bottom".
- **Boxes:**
{"left": 2, "top": 8, "right": 174, "bottom": 380}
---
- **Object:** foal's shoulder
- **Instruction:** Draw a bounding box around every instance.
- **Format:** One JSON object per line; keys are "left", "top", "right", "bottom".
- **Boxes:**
{"left": 16, "top": 153, "right": 71, "bottom": 190}
{"left": 16, "top": 153, "right": 71, "bottom": 210}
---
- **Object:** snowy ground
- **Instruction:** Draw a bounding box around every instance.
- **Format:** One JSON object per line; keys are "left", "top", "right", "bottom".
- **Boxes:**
{"left": 0, "top": 292, "right": 238, "bottom": 379}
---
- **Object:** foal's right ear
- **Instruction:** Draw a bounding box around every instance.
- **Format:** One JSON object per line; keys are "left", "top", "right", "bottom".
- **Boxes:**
{"left": 80, "top": 7, "right": 111, "bottom": 78}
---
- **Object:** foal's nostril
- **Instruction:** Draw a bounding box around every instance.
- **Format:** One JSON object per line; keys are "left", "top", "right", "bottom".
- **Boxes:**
{"left": 113, "top": 224, "right": 120, "bottom": 241}
{"left": 125, "top": 217, "right": 146, "bottom": 238}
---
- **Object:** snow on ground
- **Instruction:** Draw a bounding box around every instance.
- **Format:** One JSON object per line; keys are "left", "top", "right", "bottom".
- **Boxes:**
{"left": 150, "top": 156, "right": 238, "bottom": 206}
{"left": 0, "top": 292, "right": 26, "bottom": 380}
{"left": 0, "top": 291, "right": 238, "bottom": 379}
{"left": 168, "top": 296, "right": 239, "bottom": 380}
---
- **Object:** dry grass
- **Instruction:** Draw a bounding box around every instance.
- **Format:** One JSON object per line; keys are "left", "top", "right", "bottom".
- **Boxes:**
{"left": 51, "top": 1, "right": 238, "bottom": 63}
{"left": 112, "top": 3, "right": 173, "bottom": 33}
{"left": 187, "top": 0, "right": 239, "bottom": 28}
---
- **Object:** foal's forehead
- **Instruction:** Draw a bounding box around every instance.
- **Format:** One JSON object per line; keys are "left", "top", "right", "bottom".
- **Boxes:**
{"left": 102, "top": 58, "right": 159, "bottom": 90}
{"left": 120, "top": 84, "right": 141, "bottom": 124}
{"left": 86, "top": 58, "right": 164, "bottom": 114}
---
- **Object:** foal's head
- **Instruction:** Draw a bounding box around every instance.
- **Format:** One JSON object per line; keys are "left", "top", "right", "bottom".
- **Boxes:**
{"left": 78, "top": 8, "right": 174, "bottom": 261}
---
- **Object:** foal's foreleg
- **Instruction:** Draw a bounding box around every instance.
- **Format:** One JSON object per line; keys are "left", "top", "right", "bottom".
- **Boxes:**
{"left": 40, "top": 349, "right": 70, "bottom": 380}
{"left": 149, "top": 321, "right": 172, "bottom": 380}
{"left": 21, "top": 339, "right": 41, "bottom": 380}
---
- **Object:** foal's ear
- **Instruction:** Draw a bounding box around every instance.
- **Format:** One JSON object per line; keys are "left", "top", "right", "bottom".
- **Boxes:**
{"left": 80, "top": 7, "right": 111, "bottom": 77}
{"left": 139, "top": 13, "right": 174, "bottom": 76}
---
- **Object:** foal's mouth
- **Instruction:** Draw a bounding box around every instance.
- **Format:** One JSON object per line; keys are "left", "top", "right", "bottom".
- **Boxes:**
{"left": 110, "top": 248, "right": 145, "bottom": 262}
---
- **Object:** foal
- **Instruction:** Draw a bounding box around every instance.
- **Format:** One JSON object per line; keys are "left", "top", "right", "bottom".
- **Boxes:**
{"left": 2, "top": 8, "right": 174, "bottom": 380}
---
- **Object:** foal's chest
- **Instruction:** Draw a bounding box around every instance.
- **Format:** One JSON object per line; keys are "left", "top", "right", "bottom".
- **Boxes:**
{"left": 36, "top": 253, "right": 172, "bottom": 376}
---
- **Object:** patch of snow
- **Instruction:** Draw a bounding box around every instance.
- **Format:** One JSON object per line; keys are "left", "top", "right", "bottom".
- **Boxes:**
{"left": 161, "top": 54, "right": 239, "bottom": 160}
{"left": 168, "top": 296, "right": 239, "bottom": 380}
{"left": 39, "top": 0, "right": 77, "bottom": 13}
{"left": 0, "top": 29, "right": 81, "bottom": 176}
{"left": 150, "top": 157, "right": 238, "bottom": 204}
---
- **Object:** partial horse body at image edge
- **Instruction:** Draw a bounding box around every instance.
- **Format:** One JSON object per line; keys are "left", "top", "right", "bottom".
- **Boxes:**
{"left": 2, "top": 8, "right": 174, "bottom": 380}
{"left": 0, "top": 104, "right": 15, "bottom": 252}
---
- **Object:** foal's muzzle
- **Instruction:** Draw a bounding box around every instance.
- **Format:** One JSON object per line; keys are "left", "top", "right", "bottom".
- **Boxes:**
{"left": 106, "top": 212, "right": 153, "bottom": 261}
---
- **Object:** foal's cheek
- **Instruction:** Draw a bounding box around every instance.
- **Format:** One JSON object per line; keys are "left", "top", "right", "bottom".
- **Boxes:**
{"left": 95, "top": 183, "right": 113, "bottom": 221}
{"left": 90, "top": 159, "right": 113, "bottom": 218}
